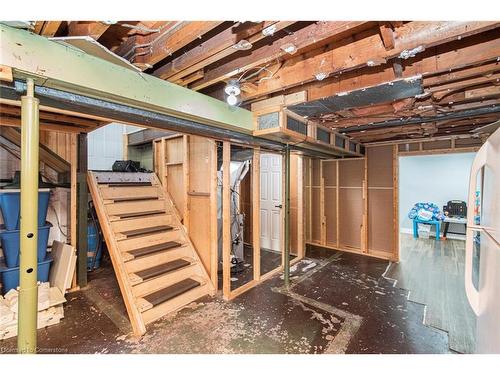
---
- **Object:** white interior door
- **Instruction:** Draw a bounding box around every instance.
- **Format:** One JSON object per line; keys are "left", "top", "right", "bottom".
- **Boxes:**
{"left": 260, "top": 153, "right": 282, "bottom": 251}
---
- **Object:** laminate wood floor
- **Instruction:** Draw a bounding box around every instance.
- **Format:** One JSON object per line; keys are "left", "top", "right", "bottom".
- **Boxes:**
{"left": 385, "top": 234, "right": 476, "bottom": 353}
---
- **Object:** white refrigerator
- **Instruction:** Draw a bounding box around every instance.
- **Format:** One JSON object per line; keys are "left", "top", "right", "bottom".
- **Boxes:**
{"left": 465, "top": 127, "right": 500, "bottom": 353}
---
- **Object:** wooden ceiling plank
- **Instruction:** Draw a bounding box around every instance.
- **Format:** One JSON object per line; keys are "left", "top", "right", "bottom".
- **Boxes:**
{"left": 242, "top": 21, "right": 500, "bottom": 100}
{"left": 0, "top": 116, "right": 90, "bottom": 133}
{"left": 1, "top": 105, "right": 100, "bottom": 128}
{"left": 424, "top": 61, "right": 500, "bottom": 87}
{"left": 159, "top": 21, "right": 295, "bottom": 83}
{"left": 67, "top": 21, "right": 111, "bottom": 40}
{"left": 191, "top": 21, "right": 371, "bottom": 91}
{"left": 33, "top": 21, "right": 44, "bottom": 35}
{"left": 40, "top": 21, "right": 62, "bottom": 37}
{"left": 153, "top": 22, "right": 240, "bottom": 79}
{"left": 136, "top": 21, "right": 224, "bottom": 66}
{"left": 172, "top": 69, "right": 205, "bottom": 86}
{"left": 430, "top": 73, "right": 500, "bottom": 100}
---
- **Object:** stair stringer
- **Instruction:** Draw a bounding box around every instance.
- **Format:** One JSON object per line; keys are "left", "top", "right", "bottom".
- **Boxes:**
{"left": 87, "top": 171, "right": 147, "bottom": 336}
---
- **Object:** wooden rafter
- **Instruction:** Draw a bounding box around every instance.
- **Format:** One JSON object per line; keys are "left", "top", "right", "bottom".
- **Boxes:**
{"left": 191, "top": 21, "right": 372, "bottom": 91}
{"left": 38, "top": 21, "right": 62, "bottom": 37}
{"left": 134, "top": 21, "right": 224, "bottom": 67}
{"left": 67, "top": 21, "right": 111, "bottom": 40}
{"left": 154, "top": 22, "right": 271, "bottom": 80}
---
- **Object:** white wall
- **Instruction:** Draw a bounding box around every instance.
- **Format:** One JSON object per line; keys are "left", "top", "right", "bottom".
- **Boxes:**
{"left": 399, "top": 152, "right": 476, "bottom": 232}
{"left": 87, "top": 123, "right": 142, "bottom": 170}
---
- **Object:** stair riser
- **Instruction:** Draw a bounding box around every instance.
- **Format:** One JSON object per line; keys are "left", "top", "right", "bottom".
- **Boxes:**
{"left": 110, "top": 214, "right": 173, "bottom": 233}
{"left": 106, "top": 199, "right": 166, "bottom": 216}
{"left": 132, "top": 264, "right": 201, "bottom": 298}
{"left": 142, "top": 284, "right": 210, "bottom": 325}
{"left": 119, "top": 230, "right": 181, "bottom": 252}
{"left": 125, "top": 247, "right": 190, "bottom": 274}
{"left": 100, "top": 186, "right": 161, "bottom": 200}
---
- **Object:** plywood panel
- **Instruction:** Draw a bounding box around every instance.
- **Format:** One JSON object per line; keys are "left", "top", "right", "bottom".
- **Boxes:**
{"left": 305, "top": 186, "right": 311, "bottom": 242}
{"left": 324, "top": 187, "right": 337, "bottom": 246}
{"left": 188, "top": 135, "right": 211, "bottom": 194}
{"left": 322, "top": 160, "right": 337, "bottom": 186}
{"left": 338, "top": 159, "right": 363, "bottom": 187}
{"left": 311, "top": 158, "right": 321, "bottom": 186}
{"left": 240, "top": 171, "right": 252, "bottom": 243}
{"left": 166, "top": 164, "right": 185, "bottom": 217}
{"left": 188, "top": 195, "right": 212, "bottom": 272}
{"left": 165, "top": 136, "right": 184, "bottom": 163}
{"left": 338, "top": 188, "right": 363, "bottom": 250}
{"left": 368, "top": 189, "right": 394, "bottom": 254}
{"left": 367, "top": 145, "right": 394, "bottom": 188}
{"left": 311, "top": 186, "right": 321, "bottom": 243}
{"left": 423, "top": 139, "right": 452, "bottom": 150}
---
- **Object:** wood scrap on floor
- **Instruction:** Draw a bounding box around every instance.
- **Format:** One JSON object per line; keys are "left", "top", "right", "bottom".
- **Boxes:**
{"left": 0, "top": 241, "right": 76, "bottom": 340}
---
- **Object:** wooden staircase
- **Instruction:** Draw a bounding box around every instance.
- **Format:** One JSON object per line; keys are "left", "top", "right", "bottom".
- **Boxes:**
{"left": 87, "top": 171, "right": 215, "bottom": 336}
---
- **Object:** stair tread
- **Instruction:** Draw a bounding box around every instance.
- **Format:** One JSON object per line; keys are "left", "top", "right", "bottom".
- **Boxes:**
{"left": 112, "top": 196, "right": 159, "bottom": 202}
{"left": 122, "top": 225, "right": 173, "bottom": 237}
{"left": 135, "top": 259, "right": 191, "bottom": 281}
{"left": 117, "top": 209, "right": 165, "bottom": 219}
{"left": 143, "top": 278, "right": 201, "bottom": 307}
{"left": 104, "top": 182, "right": 152, "bottom": 187}
{"left": 128, "top": 241, "right": 183, "bottom": 258}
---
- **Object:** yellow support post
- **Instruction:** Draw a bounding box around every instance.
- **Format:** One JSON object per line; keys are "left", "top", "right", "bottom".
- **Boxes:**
{"left": 17, "top": 78, "right": 40, "bottom": 354}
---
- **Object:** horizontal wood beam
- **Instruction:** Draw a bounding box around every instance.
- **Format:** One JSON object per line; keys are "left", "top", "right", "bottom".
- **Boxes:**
{"left": 67, "top": 21, "right": 110, "bottom": 40}
{"left": 242, "top": 21, "right": 500, "bottom": 100}
{"left": 135, "top": 21, "right": 224, "bottom": 66}
{"left": 191, "top": 21, "right": 372, "bottom": 91}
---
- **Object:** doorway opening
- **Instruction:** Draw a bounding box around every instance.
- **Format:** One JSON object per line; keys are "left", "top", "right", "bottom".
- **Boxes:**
{"left": 386, "top": 152, "right": 477, "bottom": 353}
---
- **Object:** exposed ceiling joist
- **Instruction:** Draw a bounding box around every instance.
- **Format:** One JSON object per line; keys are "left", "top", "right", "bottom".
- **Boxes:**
{"left": 38, "top": 21, "right": 62, "bottom": 37}
{"left": 134, "top": 21, "right": 224, "bottom": 67}
{"left": 191, "top": 21, "right": 372, "bottom": 91}
{"left": 67, "top": 21, "right": 111, "bottom": 40}
{"left": 241, "top": 21, "right": 500, "bottom": 100}
{"left": 153, "top": 21, "right": 283, "bottom": 80}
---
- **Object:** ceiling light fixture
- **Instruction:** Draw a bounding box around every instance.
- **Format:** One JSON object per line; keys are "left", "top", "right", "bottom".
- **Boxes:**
{"left": 224, "top": 79, "right": 241, "bottom": 106}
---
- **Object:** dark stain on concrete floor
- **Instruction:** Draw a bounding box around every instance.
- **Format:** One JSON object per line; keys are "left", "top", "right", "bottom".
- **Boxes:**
{"left": 0, "top": 247, "right": 452, "bottom": 354}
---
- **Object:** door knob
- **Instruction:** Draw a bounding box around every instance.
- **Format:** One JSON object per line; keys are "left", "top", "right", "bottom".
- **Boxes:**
{"left": 275, "top": 204, "right": 283, "bottom": 208}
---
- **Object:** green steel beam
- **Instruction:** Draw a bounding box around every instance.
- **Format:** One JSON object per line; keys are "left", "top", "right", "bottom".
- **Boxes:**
{"left": 0, "top": 25, "right": 253, "bottom": 133}
{"left": 17, "top": 78, "right": 39, "bottom": 354}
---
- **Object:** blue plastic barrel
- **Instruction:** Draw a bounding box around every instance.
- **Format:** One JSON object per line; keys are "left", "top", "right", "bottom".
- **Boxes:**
{"left": 87, "top": 222, "right": 102, "bottom": 270}
{"left": 0, "top": 222, "right": 52, "bottom": 268}
{"left": 0, "top": 254, "right": 53, "bottom": 294}
{"left": 0, "top": 190, "right": 51, "bottom": 230}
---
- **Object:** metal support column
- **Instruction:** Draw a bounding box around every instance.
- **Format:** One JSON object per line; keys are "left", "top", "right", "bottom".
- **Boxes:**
{"left": 17, "top": 78, "right": 39, "bottom": 354}
{"left": 284, "top": 144, "right": 291, "bottom": 286}
{"left": 76, "top": 133, "right": 88, "bottom": 287}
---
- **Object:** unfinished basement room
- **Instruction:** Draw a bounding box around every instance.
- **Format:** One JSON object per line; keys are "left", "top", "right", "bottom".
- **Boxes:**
{"left": 1, "top": 1, "right": 500, "bottom": 372}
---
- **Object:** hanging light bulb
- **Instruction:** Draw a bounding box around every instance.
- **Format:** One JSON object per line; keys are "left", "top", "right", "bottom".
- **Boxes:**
{"left": 227, "top": 94, "right": 238, "bottom": 106}
{"left": 225, "top": 79, "right": 241, "bottom": 106}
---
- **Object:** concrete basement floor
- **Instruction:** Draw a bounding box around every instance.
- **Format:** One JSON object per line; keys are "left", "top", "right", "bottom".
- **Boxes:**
{"left": 0, "top": 246, "right": 452, "bottom": 354}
